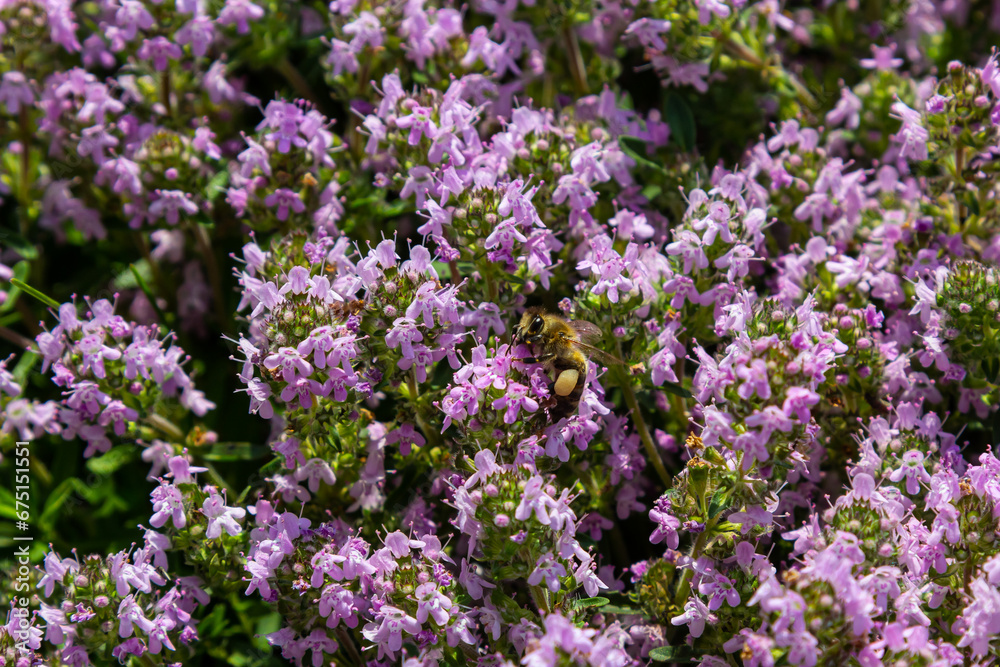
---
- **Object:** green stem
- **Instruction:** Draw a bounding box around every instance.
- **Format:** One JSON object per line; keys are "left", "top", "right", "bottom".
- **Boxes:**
{"left": 134, "top": 231, "right": 168, "bottom": 295}
{"left": 160, "top": 70, "right": 172, "bottom": 118}
{"left": 484, "top": 267, "right": 499, "bottom": 305}
{"left": 562, "top": 22, "right": 589, "bottom": 96}
{"left": 18, "top": 107, "right": 31, "bottom": 215}
{"left": 673, "top": 517, "right": 718, "bottom": 608}
{"left": 720, "top": 34, "right": 817, "bottom": 109}
{"left": 612, "top": 344, "right": 670, "bottom": 487}
{"left": 408, "top": 367, "right": 441, "bottom": 449}
{"left": 572, "top": 463, "right": 631, "bottom": 566}
{"left": 346, "top": 59, "right": 373, "bottom": 161}
{"left": 202, "top": 460, "right": 234, "bottom": 498}
{"left": 0, "top": 325, "right": 36, "bottom": 350}
{"left": 188, "top": 221, "right": 233, "bottom": 338}
{"left": 529, "top": 584, "right": 551, "bottom": 615}
{"left": 963, "top": 554, "right": 975, "bottom": 594}
{"left": 671, "top": 357, "right": 687, "bottom": 421}
{"left": 276, "top": 57, "right": 325, "bottom": 112}
{"left": 145, "top": 413, "right": 185, "bottom": 442}
{"left": 14, "top": 299, "right": 41, "bottom": 337}
{"left": 956, "top": 144, "right": 966, "bottom": 228}
{"left": 542, "top": 72, "right": 556, "bottom": 110}
{"left": 336, "top": 626, "right": 365, "bottom": 665}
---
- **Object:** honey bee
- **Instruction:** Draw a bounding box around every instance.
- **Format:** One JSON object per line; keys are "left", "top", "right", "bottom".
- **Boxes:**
{"left": 328, "top": 298, "right": 367, "bottom": 321}
{"left": 511, "top": 307, "right": 624, "bottom": 421}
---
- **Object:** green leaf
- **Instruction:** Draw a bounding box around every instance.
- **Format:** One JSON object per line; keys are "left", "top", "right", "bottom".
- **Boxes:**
{"left": 490, "top": 589, "right": 536, "bottom": 622}
{"left": 707, "top": 490, "right": 728, "bottom": 519}
{"left": 9, "top": 278, "right": 59, "bottom": 309}
{"left": 663, "top": 93, "right": 696, "bottom": 152}
{"left": 648, "top": 645, "right": 696, "bottom": 662}
{"left": 200, "top": 442, "right": 269, "bottom": 462}
{"left": 572, "top": 596, "right": 610, "bottom": 609}
{"left": 984, "top": 357, "right": 1000, "bottom": 384}
{"left": 502, "top": 271, "right": 525, "bottom": 286}
{"left": 980, "top": 358, "right": 994, "bottom": 383}
{"left": 348, "top": 194, "right": 380, "bottom": 209}
{"left": 618, "top": 136, "right": 668, "bottom": 173}
{"left": 964, "top": 191, "right": 981, "bottom": 216}
{"left": 204, "top": 169, "right": 231, "bottom": 202}
{"left": 0, "top": 484, "right": 15, "bottom": 520}
{"left": 86, "top": 447, "right": 135, "bottom": 476}
{"left": 12, "top": 350, "right": 37, "bottom": 384}
{"left": 713, "top": 521, "right": 740, "bottom": 533}
{"left": 641, "top": 184, "right": 663, "bottom": 200}
{"left": 39, "top": 479, "right": 79, "bottom": 528}
{"left": 378, "top": 199, "right": 412, "bottom": 218}
{"left": 0, "top": 230, "right": 39, "bottom": 260}
{"left": 197, "top": 601, "right": 229, "bottom": 638}
{"left": 600, "top": 604, "right": 644, "bottom": 615}
{"left": 112, "top": 264, "right": 140, "bottom": 290}
{"left": 993, "top": 407, "right": 1000, "bottom": 448}
{"left": 660, "top": 381, "right": 693, "bottom": 399}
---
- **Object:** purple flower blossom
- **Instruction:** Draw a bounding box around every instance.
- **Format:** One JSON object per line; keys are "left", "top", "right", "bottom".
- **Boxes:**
{"left": 860, "top": 43, "right": 903, "bottom": 70}
{"left": 150, "top": 483, "right": 186, "bottom": 529}
{"left": 888, "top": 450, "right": 932, "bottom": 494}
{"left": 202, "top": 491, "right": 247, "bottom": 539}
{"left": 264, "top": 188, "right": 306, "bottom": 221}
{"left": 671, "top": 596, "right": 715, "bottom": 637}
{"left": 0, "top": 71, "right": 35, "bottom": 114}
{"left": 361, "top": 605, "right": 421, "bottom": 660}
{"left": 491, "top": 381, "right": 539, "bottom": 423}
{"left": 218, "top": 0, "right": 265, "bottom": 33}
{"left": 149, "top": 190, "right": 199, "bottom": 225}
{"left": 527, "top": 553, "right": 567, "bottom": 592}
{"left": 890, "top": 101, "right": 929, "bottom": 162}
{"left": 138, "top": 37, "right": 184, "bottom": 71}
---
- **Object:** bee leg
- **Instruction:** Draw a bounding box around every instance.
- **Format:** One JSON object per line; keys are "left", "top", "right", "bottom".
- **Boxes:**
{"left": 518, "top": 353, "right": 556, "bottom": 364}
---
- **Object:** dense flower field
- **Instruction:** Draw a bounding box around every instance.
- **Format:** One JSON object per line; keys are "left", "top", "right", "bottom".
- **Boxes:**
{"left": 2, "top": 0, "right": 1000, "bottom": 665}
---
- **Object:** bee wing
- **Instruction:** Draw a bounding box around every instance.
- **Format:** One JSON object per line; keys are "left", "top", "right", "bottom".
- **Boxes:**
{"left": 569, "top": 320, "right": 603, "bottom": 343}
{"left": 570, "top": 340, "right": 626, "bottom": 366}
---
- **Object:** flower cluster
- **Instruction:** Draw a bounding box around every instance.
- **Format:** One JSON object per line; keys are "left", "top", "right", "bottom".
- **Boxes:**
{"left": 5, "top": 0, "right": 1000, "bottom": 666}
{"left": 3, "top": 298, "right": 212, "bottom": 457}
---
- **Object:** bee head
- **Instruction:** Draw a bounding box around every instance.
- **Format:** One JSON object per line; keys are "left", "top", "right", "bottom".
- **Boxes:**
{"left": 513, "top": 311, "right": 545, "bottom": 345}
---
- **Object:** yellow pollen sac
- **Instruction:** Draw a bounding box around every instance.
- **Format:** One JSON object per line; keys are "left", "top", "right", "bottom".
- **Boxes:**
{"left": 554, "top": 369, "right": 579, "bottom": 396}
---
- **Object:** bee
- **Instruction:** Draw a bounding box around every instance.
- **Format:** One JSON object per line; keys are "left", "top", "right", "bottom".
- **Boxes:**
{"left": 329, "top": 298, "right": 367, "bottom": 322}
{"left": 511, "top": 307, "right": 624, "bottom": 421}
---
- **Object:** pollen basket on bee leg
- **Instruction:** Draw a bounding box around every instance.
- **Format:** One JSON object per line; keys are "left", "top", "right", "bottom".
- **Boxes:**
{"left": 554, "top": 369, "right": 580, "bottom": 396}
